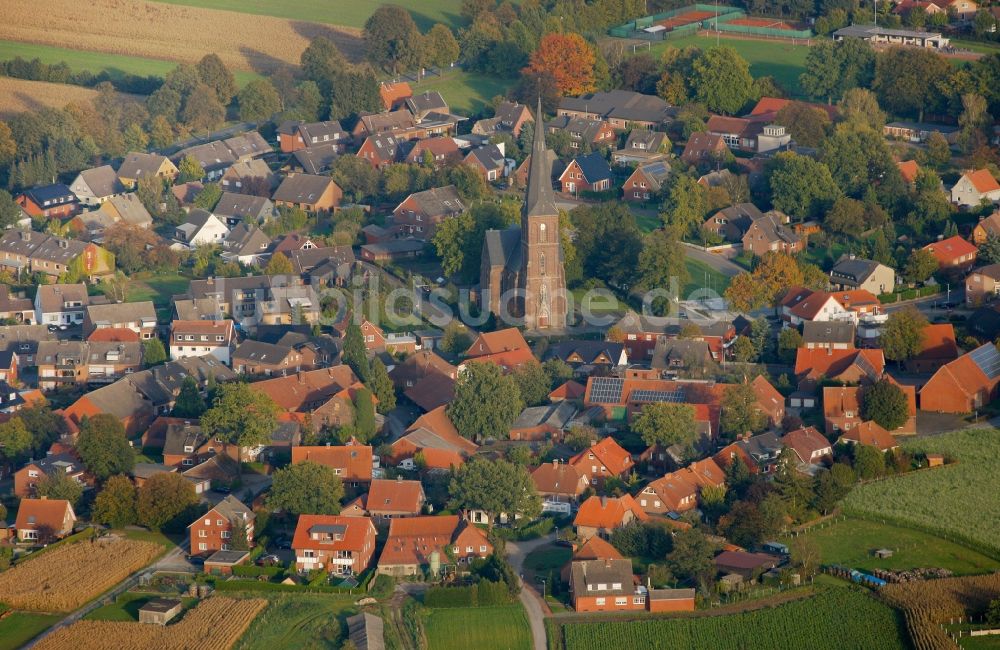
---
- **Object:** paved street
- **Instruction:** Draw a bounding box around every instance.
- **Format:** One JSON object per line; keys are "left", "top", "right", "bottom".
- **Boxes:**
{"left": 682, "top": 245, "right": 745, "bottom": 278}
{"left": 507, "top": 535, "right": 557, "bottom": 650}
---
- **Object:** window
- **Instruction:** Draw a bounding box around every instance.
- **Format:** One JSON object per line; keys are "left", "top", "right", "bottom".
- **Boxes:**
{"left": 198, "top": 543, "right": 206, "bottom": 551}
{"left": 595, "top": 598, "right": 606, "bottom": 606}
{"left": 217, "top": 519, "right": 224, "bottom": 527}
{"left": 199, "top": 530, "right": 207, "bottom": 538}
{"left": 633, "top": 596, "right": 644, "bottom": 605}
{"left": 612, "top": 582, "right": 622, "bottom": 590}
{"left": 615, "top": 597, "right": 627, "bottom": 606}
{"left": 221, "top": 531, "right": 231, "bottom": 539}
{"left": 479, "top": 545, "right": 487, "bottom": 553}
{"left": 539, "top": 223, "right": 547, "bottom": 242}
{"left": 466, "top": 545, "right": 473, "bottom": 553}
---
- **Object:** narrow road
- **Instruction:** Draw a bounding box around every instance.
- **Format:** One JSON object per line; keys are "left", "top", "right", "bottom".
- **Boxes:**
{"left": 506, "top": 535, "right": 557, "bottom": 650}
{"left": 682, "top": 245, "right": 745, "bottom": 277}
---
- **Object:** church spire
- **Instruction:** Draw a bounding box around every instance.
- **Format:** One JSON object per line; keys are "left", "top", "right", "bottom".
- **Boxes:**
{"left": 524, "top": 97, "right": 559, "bottom": 219}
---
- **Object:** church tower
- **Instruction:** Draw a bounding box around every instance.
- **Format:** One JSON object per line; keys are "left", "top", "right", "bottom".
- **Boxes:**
{"left": 518, "top": 98, "right": 567, "bottom": 330}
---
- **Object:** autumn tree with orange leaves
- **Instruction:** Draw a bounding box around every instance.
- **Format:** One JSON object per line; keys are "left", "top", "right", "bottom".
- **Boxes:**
{"left": 523, "top": 33, "right": 597, "bottom": 97}
{"left": 724, "top": 252, "right": 827, "bottom": 312}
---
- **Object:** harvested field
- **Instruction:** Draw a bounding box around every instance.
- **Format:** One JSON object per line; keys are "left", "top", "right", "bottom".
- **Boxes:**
{"left": 0, "top": 537, "right": 161, "bottom": 612}
{"left": 34, "top": 597, "right": 267, "bottom": 650}
{"left": 0, "top": 0, "right": 363, "bottom": 74}
{"left": 659, "top": 10, "right": 715, "bottom": 28}
{"left": 727, "top": 17, "right": 802, "bottom": 30}
{"left": 0, "top": 77, "right": 143, "bottom": 118}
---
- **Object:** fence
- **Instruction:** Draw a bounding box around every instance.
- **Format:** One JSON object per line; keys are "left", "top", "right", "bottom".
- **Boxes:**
{"left": 701, "top": 12, "right": 814, "bottom": 39}
{"left": 609, "top": 4, "right": 741, "bottom": 39}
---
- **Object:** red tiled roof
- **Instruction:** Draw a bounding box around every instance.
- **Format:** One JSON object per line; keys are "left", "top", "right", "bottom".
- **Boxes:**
{"left": 914, "top": 323, "right": 959, "bottom": 362}
{"left": 574, "top": 494, "right": 648, "bottom": 529}
{"left": 897, "top": 160, "right": 919, "bottom": 184}
{"left": 749, "top": 97, "right": 839, "bottom": 121}
{"left": 569, "top": 437, "right": 633, "bottom": 477}
{"left": 379, "top": 514, "right": 464, "bottom": 566}
{"left": 291, "top": 514, "right": 373, "bottom": 551}
{"left": 462, "top": 347, "right": 536, "bottom": 372}
{"left": 549, "top": 380, "right": 586, "bottom": 401}
{"left": 363, "top": 479, "right": 424, "bottom": 514}
{"left": 572, "top": 535, "right": 624, "bottom": 561}
{"left": 834, "top": 290, "right": 881, "bottom": 311}
{"left": 782, "top": 426, "right": 831, "bottom": 464}
{"left": 252, "top": 366, "right": 358, "bottom": 412}
{"left": 87, "top": 328, "right": 140, "bottom": 343}
{"left": 531, "top": 462, "right": 588, "bottom": 496}
{"left": 840, "top": 421, "right": 898, "bottom": 451}
{"left": 379, "top": 81, "right": 413, "bottom": 110}
{"left": 923, "top": 236, "right": 978, "bottom": 265}
{"left": 291, "top": 443, "right": 373, "bottom": 481}
{"left": 14, "top": 498, "right": 75, "bottom": 532}
{"left": 794, "top": 348, "right": 885, "bottom": 381}
{"left": 789, "top": 291, "right": 837, "bottom": 320}
{"left": 465, "top": 328, "right": 530, "bottom": 357}
{"left": 780, "top": 286, "right": 813, "bottom": 309}
{"left": 966, "top": 169, "right": 1000, "bottom": 194}
{"left": 404, "top": 372, "right": 456, "bottom": 412}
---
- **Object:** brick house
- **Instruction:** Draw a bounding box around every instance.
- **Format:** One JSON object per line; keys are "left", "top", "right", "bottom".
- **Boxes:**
{"left": 637, "top": 457, "right": 725, "bottom": 516}
{"left": 15, "top": 498, "right": 76, "bottom": 543}
{"left": 794, "top": 348, "right": 885, "bottom": 393}
{"left": 16, "top": 184, "right": 79, "bottom": 219}
{"left": 569, "top": 558, "right": 646, "bottom": 612}
{"left": 966, "top": 263, "right": 1000, "bottom": 306}
{"left": 378, "top": 81, "right": 412, "bottom": 111}
{"left": 557, "top": 90, "right": 673, "bottom": 131}
{"left": 117, "top": 152, "right": 178, "bottom": 189}
{"left": 392, "top": 185, "right": 465, "bottom": 240}
{"left": 389, "top": 406, "right": 478, "bottom": 471}
{"left": 463, "top": 144, "right": 506, "bottom": 182}
{"left": 567, "top": 437, "right": 634, "bottom": 487}
{"left": 622, "top": 160, "right": 671, "bottom": 202}
{"left": 680, "top": 132, "right": 728, "bottom": 166}
{"left": 163, "top": 421, "right": 211, "bottom": 468}
{"left": 472, "top": 101, "right": 533, "bottom": 138}
{"left": 401, "top": 137, "right": 461, "bottom": 167}
{"left": 546, "top": 115, "right": 616, "bottom": 150}
{"left": 573, "top": 494, "right": 648, "bottom": 541}
{"left": 357, "top": 135, "right": 401, "bottom": 169}
{"left": 559, "top": 152, "right": 613, "bottom": 194}
{"left": 919, "top": 343, "right": 1000, "bottom": 413}
{"left": 14, "top": 453, "right": 86, "bottom": 498}
{"left": 782, "top": 426, "right": 833, "bottom": 465}
{"left": 612, "top": 129, "right": 671, "bottom": 166}
{"left": 291, "top": 443, "right": 373, "bottom": 489}
{"left": 342, "top": 478, "right": 425, "bottom": 524}
{"left": 923, "top": 235, "right": 978, "bottom": 274}
{"left": 376, "top": 515, "right": 492, "bottom": 576}
{"left": 232, "top": 340, "right": 302, "bottom": 376}
{"left": 189, "top": 495, "right": 255, "bottom": 555}
{"left": 742, "top": 213, "right": 804, "bottom": 256}
{"left": 292, "top": 514, "right": 377, "bottom": 575}
{"left": 905, "top": 323, "right": 959, "bottom": 373}
{"left": 530, "top": 461, "right": 589, "bottom": 505}
{"left": 272, "top": 174, "right": 342, "bottom": 214}
{"left": 278, "top": 120, "right": 347, "bottom": 154}
{"left": 169, "top": 319, "right": 237, "bottom": 365}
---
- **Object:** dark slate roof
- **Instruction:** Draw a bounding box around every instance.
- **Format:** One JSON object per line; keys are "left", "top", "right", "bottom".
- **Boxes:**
{"left": 163, "top": 422, "right": 205, "bottom": 456}
{"left": 572, "top": 152, "right": 612, "bottom": 184}
{"left": 77, "top": 166, "right": 124, "bottom": 198}
{"left": 402, "top": 185, "right": 465, "bottom": 218}
{"left": 23, "top": 183, "right": 75, "bottom": 206}
{"left": 292, "top": 143, "right": 340, "bottom": 175}
{"left": 830, "top": 257, "right": 882, "bottom": 285}
{"left": 483, "top": 226, "right": 521, "bottom": 270}
{"left": 801, "top": 321, "right": 855, "bottom": 345}
{"left": 213, "top": 192, "right": 274, "bottom": 221}
{"left": 223, "top": 224, "right": 271, "bottom": 257}
{"left": 467, "top": 144, "right": 505, "bottom": 170}
{"left": 545, "top": 340, "right": 625, "bottom": 365}
{"left": 512, "top": 400, "right": 578, "bottom": 430}
{"left": 272, "top": 174, "right": 336, "bottom": 204}
{"left": 559, "top": 90, "right": 673, "bottom": 123}
{"left": 525, "top": 98, "right": 559, "bottom": 219}
{"left": 297, "top": 121, "right": 346, "bottom": 145}
{"left": 650, "top": 339, "right": 711, "bottom": 369}
{"left": 569, "top": 558, "right": 635, "bottom": 595}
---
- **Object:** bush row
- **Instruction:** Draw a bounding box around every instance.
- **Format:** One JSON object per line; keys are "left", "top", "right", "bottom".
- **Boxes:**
{"left": 424, "top": 580, "right": 514, "bottom": 608}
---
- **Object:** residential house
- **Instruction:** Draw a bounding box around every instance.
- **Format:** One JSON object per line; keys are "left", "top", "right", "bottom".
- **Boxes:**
{"left": 829, "top": 257, "right": 895, "bottom": 294}
{"left": 546, "top": 115, "right": 616, "bottom": 151}
{"left": 232, "top": 340, "right": 302, "bottom": 376}
{"left": 390, "top": 405, "right": 477, "bottom": 471}
{"left": 401, "top": 137, "right": 461, "bottom": 167}
{"left": 389, "top": 349, "right": 457, "bottom": 392}
{"left": 405, "top": 91, "right": 449, "bottom": 120}
{"left": 898, "top": 159, "right": 921, "bottom": 187}
{"left": 509, "top": 401, "right": 577, "bottom": 441}
{"left": 171, "top": 181, "right": 204, "bottom": 208}
{"left": 175, "top": 209, "right": 230, "bottom": 248}
{"left": 573, "top": 494, "right": 648, "bottom": 540}
{"left": 680, "top": 132, "right": 728, "bottom": 166}
{"left": 751, "top": 374, "right": 787, "bottom": 427}
{"left": 838, "top": 420, "right": 899, "bottom": 451}
{"left": 16, "top": 184, "right": 79, "bottom": 219}
{"left": 706, "top": 116, "right": 790, "bottom": 153}
{"left": 783, "top": 290, "right": 852, "bottom": 328}
{"left": 0, "top": 352, "right": 16, "bottom": 387}
{"left": 544, "top": 340, "right": 627, "bottom": 371}
{"left": 713, "top": 431, "right": 785, "bottom": 474}
{"left": 117, "top": 152, "right": 178, "bottom": 188}
{"left": 794, "top": 347, "right": 885, "bottom": 392}
{"left": 36, "top": 339, "right": 142, "bottom": 389}
{"left": 557, "top": 90, "right": 673, "bottom": 130}
{"left": 612, "top": 129, "right": 671, "bottom": 166}
{"left": 272, "top": 174, "right": 342, "bottom": 214}
{"left": 622, "top": 160, "right": 671, "bottom": 202}
{"left": 973, "top": 211, "right": 1000, "bottom": 245}
{"left": 649, "top": 338, "right": 712, "bottom": 373}
{"left": 906, "top": 323, "right": 959, "bottom": 373}
{"left": 14, "top": 498, "right": 76, "bottom": 543}
{"left": 357, "top": 135, "right": 401, "bottom": 169}
{"left": 464, "top": 144, "right": 506, "bottom": 182}
{"left": 920, "top": 343, "right": 1000, "bottom": 413}
{"left": 932, "top": 0, "right": 978, "bottom": 20}
{"left": 568, "top": 437, "right": 634, "bottom": 487}
{"left": 801, "top": 321, "right": 856, "bottom": 350}
{"left": 569, "top": 558, "right": 646, "bottom": 612}
{"left": 169, "top": 319, "right": 237, "bottom": 365}
{"left": 213, "top": 192, "right": 275, "bottom": 227}
{"left": 702, "top": 203, "right": 764, "bottom": 243}
{"left": 69, "top": 165, "right": 124, "bottom": 207}
{"left": 252, "top": 366, "right": 366, "bottom": 426}
{"left": 471, "top": 101, "right": 533, "bottom": 138}
{"left": 291, "top": 443, "right": 373, "bottom": 488}
{"left": 342, "top": 478, "right": 425, "bottom": 524}
{"left": 289, "top": 143, "right": 341, "bottom": 175}
{"left": 530, "top": 461, "right": 589, "bottom": 506}
{"left": 293, "top": 515, "right": 377, "bottom": 575}
{"left": 34, "top": 283, "right": 89, "bottom": 327}
{"left": 824, "top": 383, "right": 917, "bottom": 436}
{"left": 559, "top": 152, "right": 613, "bottom": 194}
{"left": 83, "top": 301, "right": 157, "bottom": 339}
{"left": 14, "top": 453, "right": 86, "bottom": 498}
{"left": 782, "top": 426, "right": 832, "bottom": 466}
{"left": 377, "top": 515, "right": 492, "bottom": 576}
{"left": 378, "top": 81, "right": 412, "bottom": 111}
{"left": 220, "top": 159, "right": 276, "bottom": 195}
{"left": 0, "top": 231, "right": 115, "bottom": 281}
{"left": 392, "top": 185, "right": 465, "bottom": 240}
{"left": 162, "top": 421, "right": 210, "bottom": 467}
{"left": 952, "top": 169, "right": 1000, "bottom": 207}
{"left": 638, "top": 458, "right": 725, "bottom": 516}
{"left": 714, "top": 551, "right": 779, "bottom": 580}
{"left": 466, "top": 327, "right": 530, "bottom": 358}
{"left": 742, "top": 212, "right": 804, "bottom": 256}
{"left": 172, "top": 141, "right": 235, "bottom": 181}
{"left": 923, "top": 235, "right": 978, "bottom": 273}
{"left": 748, "top": 96, "right": 839, "bottom": 121}
{"left": 0, "top": 286, "right": 35, "bottom": 325}
{"left": 184, "top": 275, "right": 322, "bottom": 327}
{"left": 352, "top": 110, "right": 417, "bottom": 139}
{"left": 279, "top": 120, "right": 347, "bottom": 153}
{"left": 92, "top": 193, "right": 154, "bottom": 231}
{"left": 221, "top": 224, "right": 272, "bottom": 267}
{"left": 883, "top": 120, "right": 958, "bottom": 143}
{"left": 190, "top": 495, "right": 255, "bottom": 555}
{"left": 359, "top": 239, "right": 425, "bottom": 264}
{"left": 966, "top": 263, "right": 1000, "bottom": 306}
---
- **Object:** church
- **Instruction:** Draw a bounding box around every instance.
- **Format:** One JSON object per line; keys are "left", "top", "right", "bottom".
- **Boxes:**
{"left": 480, "top": 100, "right": 568, "bottom": 330}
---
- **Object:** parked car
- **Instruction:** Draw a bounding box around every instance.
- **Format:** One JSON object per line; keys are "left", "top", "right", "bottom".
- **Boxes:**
{"left": 257, "top": 554, "right": 280, "bottom": 566}
{"left": 187, "top": 555, "right": 205, "bottom": 567}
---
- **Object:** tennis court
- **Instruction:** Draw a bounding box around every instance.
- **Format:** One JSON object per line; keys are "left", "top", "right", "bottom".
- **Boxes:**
{"left": 658, "top": 9, "right": 716, "bottom": 29}
{"left": 727, "top": 17, "right": 803, "bottom": 30}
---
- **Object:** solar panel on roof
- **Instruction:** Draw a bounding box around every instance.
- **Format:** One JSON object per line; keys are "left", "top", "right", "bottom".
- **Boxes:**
{"left": 630, "top": 389, "right": 685, "bottom": 403}
{"left": 589, "top": 377, "right": 624, "bottom": 404}
{"left": 970, "top": 344, "right": 1000, "bottom": 379}
{"left": 853, "top": 352, "right": 879, "bottom": 379}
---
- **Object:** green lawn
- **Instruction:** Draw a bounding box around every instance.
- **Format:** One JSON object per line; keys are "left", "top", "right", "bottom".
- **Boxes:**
{"left": 149, "top": 0, "right": 469, "bottom": 30}
{"left": 85, "top": 592, "right": 197, "bottom": 622}
{"left": 633, "top": 210, "right": 661, "bottom": 233}
{"left": 127, "top": 273, "right": 192, "bottom": 310}
{"left": 523, "top": 545, "right": 573, "bottom": 573}
{"left": 405, "top": 70, "right": 513, "bottom": 115}
{"left": 648, "top": 34, "right": 811, "bottom": 97}
{"left": 950, "top": 38, "right": 1000, "bottom": 55}
{"left": 232, "top": 595, "right": 359, "bottom": 650}
{"left": 424, "top": 605, "right": 532, "bottom": 650}
{"left": 0, "top": 40, "right": 258, "bottom": 87}
{"left": 962, "top": 636, "right": 1000, "bottom": 649}
{"left": 684, "top": 257, "right": 731, "bottom": 298}
{"left": 0, "top": 612, "right": 60, "bottom": 650}
{"left": 785, "top": 517, "right": 1000, "bottom": 576}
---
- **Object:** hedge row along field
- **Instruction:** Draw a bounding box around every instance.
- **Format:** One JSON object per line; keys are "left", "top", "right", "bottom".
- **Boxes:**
{"left": 0, "top": 538, "right": 161, "bottom": 612}
{"left": 553, "top": 588, "right": 908, "bottom": 650}
{"left": 880, "top": 573, "right": 1000, "bottom": 650}
{"left": 843, "top": 428, "right": 1000, "bottom": 557}
{"left": 34, "top": 597, "right": 267, "bottom": 650}
{"left": 0, "top": 0, "right": 362, "bottom": 74}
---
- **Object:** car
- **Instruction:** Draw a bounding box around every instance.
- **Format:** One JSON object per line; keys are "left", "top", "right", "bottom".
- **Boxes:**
{"left": 213, "top": 485, "right": 231, "bottom": 494}
{"left": 186, "top": 555, "right": 205, "bottom": 566}
{"left": 47, "top": 324, "right": 59, "bottom": 332}
{"left": 58, "top": 324, "right": 69, "bottom": 331}
{"left": 257, "top": 554, "right": 280, "bottom": 566}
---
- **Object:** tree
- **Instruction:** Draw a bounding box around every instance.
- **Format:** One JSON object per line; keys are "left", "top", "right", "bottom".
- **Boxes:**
{"left": 924, "top": 131, "right": 951, "bottom": 169}
{"left": 731, "top": 336, "right": 757, "bottom": 363}
{"left": 513, "top": 361, "right": 551, "bottom": 407}
{"left": 800, "top": 39, "right": 875, "bottom": 105}
{"left": 768, "top": 152, "right": 841, "bottom": 220}
{"left": 903, "top": 248, "right": 938, "bottom": 284}
{"left": 666, "top": 528, "right": 716, "bottom": 587}
{"left": 332, "top": 154, "right": 380, "bottom": 202}
{"left": 720, "top": 382, "right": 765, "bottom": 437}
{"left": 93, "top": 474, "right": 138, "bottom": 528}
{"left": 511, "top": 70, "right": 561, "bottom": 114}
{"left": 367, "top": 357, "right": 396, "bottom": 414}
{"left": 329, "top": 70, "right": 382, "bottom": 122}
{"left": 861, "top": 378, "right": 909, "bottom": 431}
{"left": 143, "top": 338, "right": 167, "bottom": 368}
{"left": 524, "top": 33, "right": 596, "bottom": 96}
{"left": 958, "top": 92, "right": 989, "bottom": 152}
{"left": 137, "top": 472, "right": 200, "bottom": 530}
{"left": 879, "top": 307, "right": 928, "bottom": 362}
{"left": 0, "top": 418, "right": 32, "bottom": 464}
{"left": 264, "top": 252, "right": 293, "bottom": 276}
{"left": 342, "top": 322, "right": 371, "bottom": 382}
{"left": 821, "top": 128, "right": 902, "bottom": 201}
{"left": 724, "top": 251, "right": 811, "bottom": 311}
{"left": 122, "top": 123, "right": 149, "bottom": 153}
{"left": 182, "top": 84, "right": 226, "bottom": 133}
{"left": 777, "top": 327, "right": 803, "bottom": 365}
{"left": 440, "top": 321, "right": 472, "bottom": 354}
{"left": 267, "top": 461, "right": 344, "bottom": 516}
{"left": 301, "top": 37, "right": 347, "bottom": 95}
{"left": 449, "top": 457, "right": 541, "bottom": 527}
{"left": 636, "top": 230, "right": 688, "bottom": 315}
{"left": 980, "top": 234, "right": 1000, "bottom": 265}
{"left": 853, "top": 444, "right": 886, "bottom": 480}
{"left": 873, "top": 47, "right": 952, "bottom": 122}
{"left": 839, "top": 87, "right": 886, "bottom": 133}
{"left": 448, "top": 362, "right": 523, "bottom": 440}
{"left": 238, "top": 79, "right": 281, "bottom": 122}
{"left": 193, "top": 182, "right": 222, "bottom": 211}
{"left": 775, "top": 103, "right": 830, "bottom": 148}
{"left": 691, "top": 46, "right": 755, "bottom": 115}
{"left": 543, "top": 358, "right": 573, "bottom": 388}
{"left": 200, "top": 382, "right": 280, "bottom": 469}
{"left": 352, "top": 387, "right": 377, "bottom": 441}
{"left": 178, "top": 154, "right": 205, "bottom": 183}
{"left": 988, "top": 598, "right": 1000, "bottom": 626}
{"left": 76, "top": 414, "right": 134, "bottom": 481}
{"left": 632, "top": 403, "right": 698, "bottom": 458}
{"left": 791, "top": 536, "right": 821, "bottom": 577}
{"left": 825, "top": 197, "right": 867, "bottom": 238}
{"left": 172, "top": 376, "right": 207, "bottom": 418}
{"left": 196, "top": 53, "right": 237, "bottom": 105}
{"left": 364, "top": 4, "right": 421, "bottom": 73}
{"left": 423, "top": 24, "right": 460, "bottom": 68}
{"left": 35, "top": 470, "right": 84, "bottom": 506}
{"left": 148, "top": 115, "right": 174, "bottom": 149}
{"left": 19, "top": 404, "right": 66, "bottom": 455}
{"left": 0, "top": 120, "right": 15, "bottom": 167}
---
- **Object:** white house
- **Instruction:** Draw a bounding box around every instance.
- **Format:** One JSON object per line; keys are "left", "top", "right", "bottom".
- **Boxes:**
{"left": 784, "top": 290, "right": 854, "bottom": 327}
{"left": 34, "top": 283, "right": 89, "bottom": 326}
{"left": 169, "top": 319, "right": 237, "bottom": 366}
{"left": 951, "top": 169, "right": 1000, "bottom": 207}
{"left": 175, "top": 209, "right": 230, "bottom": 249}
{"left": 69, "top": 165, "right": 124, "bottom": 207}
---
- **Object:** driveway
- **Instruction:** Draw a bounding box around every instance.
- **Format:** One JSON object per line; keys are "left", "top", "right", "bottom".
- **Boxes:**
{"left": 506, "top": 535, "right": 557, "bottom": 650}
{"left": 682, "top": 245, "right": 745, "bottom": 278}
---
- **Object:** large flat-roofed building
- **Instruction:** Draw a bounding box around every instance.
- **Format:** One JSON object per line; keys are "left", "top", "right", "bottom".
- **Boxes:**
{"left": 833, "top": 25, "right": 949, "bottom": 49}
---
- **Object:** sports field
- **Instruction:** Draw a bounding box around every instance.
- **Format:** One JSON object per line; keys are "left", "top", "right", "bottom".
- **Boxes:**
{"left": 727, "top": 17, "right": 802, "bottom": 30}
{"left": 658, "top": 9, "right": 716, "bottom": 29}
{"left": 150, "top": 0, "right": 469, "bottom": 30}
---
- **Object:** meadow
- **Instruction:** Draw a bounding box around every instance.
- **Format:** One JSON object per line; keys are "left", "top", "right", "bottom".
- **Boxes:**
{"left": 552, "top": 587, "right": 908, "bottom": 650}
{"left": 843, "top": 428, "right": 1000, "bottom": 557}
{"left": 424, "top": 605, "right": 533, "bottom": 650}
{"left": 405, "top": 70, "right": 513, "bottom": 116}
{"left": 0, "top": 610, "right": 60, "bottom": 650}
{"left": 232, "top": 595, "right": 359, "bottom": 650}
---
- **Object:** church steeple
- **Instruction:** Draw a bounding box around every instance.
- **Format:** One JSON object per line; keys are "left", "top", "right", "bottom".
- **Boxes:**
{"left": 523, "top": 97, "right": 559, "bottom": 220}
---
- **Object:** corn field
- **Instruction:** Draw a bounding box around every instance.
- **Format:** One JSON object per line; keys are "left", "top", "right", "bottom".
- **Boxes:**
{"left": 0, "top": 78, "right": 128, "bottom": 119}
{"left": 0, "top": 0, "right": 363, "bottom": 74}
{"left": 880, "top": 573, "right": 1000, "bottom": 650}
{"left": 0, "top": 538, "right": 161, "bottom": 612}
{"left": 34, "top": 597, "right": 267, "bottom": 650}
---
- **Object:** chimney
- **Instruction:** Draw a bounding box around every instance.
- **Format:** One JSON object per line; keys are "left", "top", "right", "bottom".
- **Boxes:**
{"left": 605, "top": 558, "right": 612, "bottom": 569}
{"left": 601, "top": 496, "right": 607, "bottom": 508}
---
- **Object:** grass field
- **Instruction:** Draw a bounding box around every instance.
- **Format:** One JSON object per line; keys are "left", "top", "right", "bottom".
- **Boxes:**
{"left": 684, "top": 257, "right": 731, "bottom": 298}
{"left": 424, "top": 605, "right": 533, "bottom": 650}
{"left": 405, "top": 70, "right": 513, "bottom": 115}
{"left": 786, "top": 517, "right": 1000, "bottom": 575}
{"left": 647, "top": 34, "right": 811, "bottom": 97}
{"left": 523, "top": 545, "right": 573, "bottom": 573}
{"left": 552, "top": 587, "right": 907, "bottom": 650}
{"left": 843, "top": 428, "right": 1000, "bottom": 557}
{"left": 126, "top": 273, "right": 192, "bottom": 309}
{"left": 150, "top": 0, "right": 468, "bottom": 30}
{"left": 232, "top": 595, "right": 359, "bottom": 650}
{"left": 0, "top": 612, "right": 60, "bottom": 650}
{"left": 85, "top": 593, "right": 197, "bottom": 622}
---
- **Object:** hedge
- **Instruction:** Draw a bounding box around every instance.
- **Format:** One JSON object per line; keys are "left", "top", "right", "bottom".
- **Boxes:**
{"left": 424, "top": 580, "right": 514, "bottom": 608}
{"left": 231, "top": 565, "right": 285, "bottom": 578}
{"left": 494, "top": 518, "right": 555, "bottom": 541}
